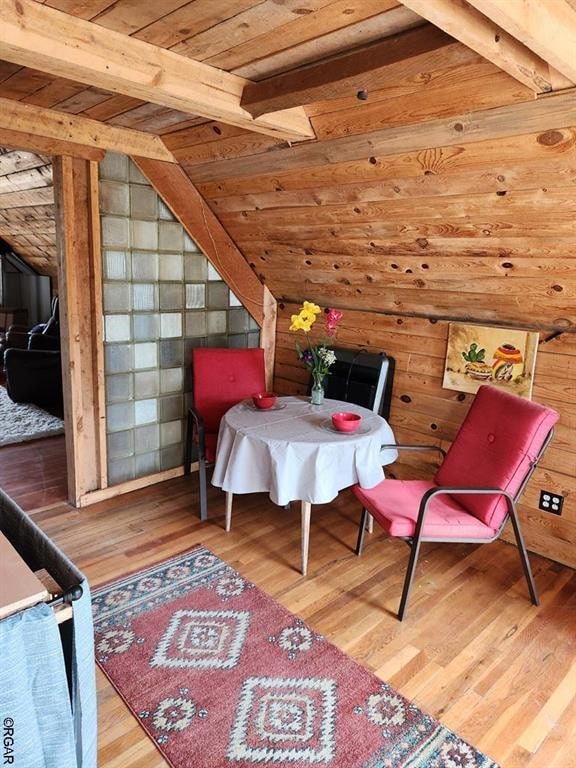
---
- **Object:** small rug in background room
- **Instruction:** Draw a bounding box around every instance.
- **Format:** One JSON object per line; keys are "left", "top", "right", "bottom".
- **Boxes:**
{"left": 92, "top": 546, "right": 499, "bottom": 768}
{"left": 0, "top": 386, "right": 64, "bottom": 447}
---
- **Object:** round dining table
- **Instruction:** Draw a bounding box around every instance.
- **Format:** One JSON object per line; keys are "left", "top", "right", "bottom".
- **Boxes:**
{"left": 211, "top": 395, "right": 397, "bottom": 575}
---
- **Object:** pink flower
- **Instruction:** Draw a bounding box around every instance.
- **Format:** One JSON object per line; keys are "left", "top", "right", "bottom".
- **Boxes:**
{"left": 325, "top": 308, "right": 343, "bottom": 337}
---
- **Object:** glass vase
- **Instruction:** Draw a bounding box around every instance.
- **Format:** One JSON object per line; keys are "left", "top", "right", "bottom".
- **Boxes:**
{"left": 310, "top": 374, "right": 325, "bottom": 405}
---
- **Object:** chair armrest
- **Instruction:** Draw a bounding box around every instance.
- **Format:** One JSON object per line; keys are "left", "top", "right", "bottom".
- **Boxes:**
{"left": 415, "top": 486, "right": 514, "bottom": 539}
{"left": 4, "top": 330, "right": 30, "bottom": 350}
{"left": 384, "top": 443, "right": 447, "bottom": 459}
{"left": 28, "top": 332, "right": 60, "bottom": 351}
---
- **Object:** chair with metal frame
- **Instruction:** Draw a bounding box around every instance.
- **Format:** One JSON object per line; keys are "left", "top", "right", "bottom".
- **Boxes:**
{"left": 184, "top": 347, "right": 266, "bottom": 522}
{"left": 353, "top": 385, "right": 559, "bottom": 620}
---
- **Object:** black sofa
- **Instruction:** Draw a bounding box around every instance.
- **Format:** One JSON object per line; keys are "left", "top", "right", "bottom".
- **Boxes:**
{"left": 4, "top": 347, "right": 63, "bottom": 409}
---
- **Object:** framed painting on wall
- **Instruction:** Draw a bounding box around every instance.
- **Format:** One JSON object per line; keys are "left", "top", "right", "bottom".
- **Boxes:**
{"left": 443, "top": 323, "right": 539, "bottom": 399}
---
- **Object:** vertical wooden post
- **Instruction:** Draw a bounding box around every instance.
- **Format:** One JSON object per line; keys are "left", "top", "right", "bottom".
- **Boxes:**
{"left": 53, "top": 156, "right": 104, "bottom": 505}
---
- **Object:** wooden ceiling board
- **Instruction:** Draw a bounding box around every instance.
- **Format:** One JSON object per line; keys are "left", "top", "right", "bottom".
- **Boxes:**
{"left": 91, "top": 0, "right": 194, "bottom": 36}
{"left": 43, "top": 0, "right": 116, "bottom": 20}
{"left": 0, "top": 67, "right": 53, "bottom": 100}
{"left": 135, "top": 0, "right": 265, "bottom": 49}
{"left": 156, "top": 116, "right": 209, "bottom": 136}
{"left": 55, "top": 86, "right": 117, "bottom": 115}
{"left": 0, "top": 164, "right": 52, "bottom": 193}
{"left": 170, "top": 0, "right": 342, "bottom": 64}
{"left": 81, "top": 94, "right": 146, "bottom": 122}
{"left": 108, "top": 104, "right": 200, "bottom": 134}
{"left": 0, "top": 148, "right": 55, "bottom": 275}
{"left": 21, "top": 79, "right": 88, "bottom": 109}
{"left": 0, "top": 148, "right": 50, "bottom": 175}
{"left": 0, "top": 61, "right": 22, "bottom": 82}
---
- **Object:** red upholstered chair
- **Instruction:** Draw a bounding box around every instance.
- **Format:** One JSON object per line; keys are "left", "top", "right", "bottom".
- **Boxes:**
{"left": 353, "top": 385, "right": 559, "bottom": 621}
{"left": 184, "top": 347, "right": 266, "bottom": 521}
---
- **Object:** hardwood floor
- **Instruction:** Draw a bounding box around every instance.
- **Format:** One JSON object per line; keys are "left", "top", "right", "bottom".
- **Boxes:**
{"left": 2, "top": 442, "right": 575, "bottom": 768}
{"left": 0, "top": 434, "right": 67, "bottom": 509}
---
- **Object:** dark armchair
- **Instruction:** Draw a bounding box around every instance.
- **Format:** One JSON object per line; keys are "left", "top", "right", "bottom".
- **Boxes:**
{"left": 3, "top": 297, "right": 62, "bottom": 409}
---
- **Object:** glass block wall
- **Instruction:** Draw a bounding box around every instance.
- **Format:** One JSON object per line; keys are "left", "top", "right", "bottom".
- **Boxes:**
{"left": 99, "top": 152, "right": 260, "bottom": 485}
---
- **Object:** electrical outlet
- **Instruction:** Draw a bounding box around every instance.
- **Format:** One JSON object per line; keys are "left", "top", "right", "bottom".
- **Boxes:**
{"left": 538, "top": 490, "right": 564, "bottom": 515}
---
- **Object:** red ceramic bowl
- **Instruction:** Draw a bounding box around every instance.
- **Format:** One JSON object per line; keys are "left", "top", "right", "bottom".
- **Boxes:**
{"left": 331, "top": 411, "right": 361, "bottom": 433}
{"left": 252, "top": 392, "right": 277, "bottom": 410}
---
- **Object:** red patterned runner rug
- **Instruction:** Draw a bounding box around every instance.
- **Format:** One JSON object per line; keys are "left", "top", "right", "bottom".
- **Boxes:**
{"left": 92, "top": 546, "right": 499, "bottom": 768}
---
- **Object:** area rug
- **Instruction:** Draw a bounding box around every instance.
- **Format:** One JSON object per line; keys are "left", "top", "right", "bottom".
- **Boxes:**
{"left": 0, "top": 386, "right": 64, "bottom": 446}
{"left": 92, "top": 546, "right": 499, "bottom": 768}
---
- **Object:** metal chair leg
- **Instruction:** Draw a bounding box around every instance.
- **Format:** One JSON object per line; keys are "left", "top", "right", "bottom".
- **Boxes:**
{"left": 508, "top": 505, "right": 539, "bottom": 605}
{"left": 198, "top": 457, "right": 208, "bottom": 522}
{"left": 184, "top": 410, "right": 193, "bottom": 475}
{"left": 356, "top": 509, "right": 369, "bottom": 555}
{"left": 398, "top": 536, "right": 422, "bottom": 621}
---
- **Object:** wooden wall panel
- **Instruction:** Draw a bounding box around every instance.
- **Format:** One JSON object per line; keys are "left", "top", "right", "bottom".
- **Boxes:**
{"left": 183, "top": 61, "right": 575, "bottom": 567}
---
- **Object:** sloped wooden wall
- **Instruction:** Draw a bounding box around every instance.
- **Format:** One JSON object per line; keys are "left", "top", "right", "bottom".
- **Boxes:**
{"left": 170, "top": 50, "right": 575, "bottom": 567}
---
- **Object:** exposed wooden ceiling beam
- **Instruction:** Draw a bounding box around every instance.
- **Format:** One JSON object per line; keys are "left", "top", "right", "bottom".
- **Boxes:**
{"left": 0, "top": 127, "right": 105, "bottom": 161}
{"left": 0, "top": 0, "right": 315, "bottom": 142}
{"left": 466, "top": 0, "right": 576, "bottom": 85}
{"left": 0, "top": 98, "right": 176, "bottom": 162}
{"left": 132, "top": 157, "right": 272, "bottom": 331}
{"left": 241, "top": 25, "right": 456, "bottom": 118}
{"left": 397, "top": 0, "right": 572, "bottom": 93}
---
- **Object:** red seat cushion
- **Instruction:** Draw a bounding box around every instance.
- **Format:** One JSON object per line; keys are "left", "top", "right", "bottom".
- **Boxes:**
{"left": 434, "top": 386, "right": 559, "bottom": 529}
{"left": 192, "top": 347, "right": 266, "bottom": 434}
{"left": 353, "top": 480, "right": 497, "bottom": 540}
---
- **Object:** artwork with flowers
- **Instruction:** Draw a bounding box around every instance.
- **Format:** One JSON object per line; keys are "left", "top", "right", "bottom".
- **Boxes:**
{"left": 443, "top": 322, "right": 538, "bottom": 399}
{"left": 289, "top": 302, "right": 343, "bottom": 401}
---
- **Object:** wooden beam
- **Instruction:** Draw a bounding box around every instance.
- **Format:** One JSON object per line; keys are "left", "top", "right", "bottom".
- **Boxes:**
{"left": 53, "top": 156, "right": 103, "bottom": 505}
{"left": 0, "top": 127, "right": 105, "bottom": 161}
{"left": 398, "top": 0, "right": 572, "bottom": 93}
{"left": 183, "top": 88, "right": 576, "bottom": 182}
{"left": 131, "top": 157, "right": 277, "bottom": 381}
{"left": 241, "top": 26, "right": 457, "bottom": 118}
{"left": 0, "top": 0, "right": 315, "bottom": 142}
{"left": 131, "top": 157, "right": 266, "bottom": 325}
{"left": 466, "top": 0, "right": 576, "bottom": 85}
{"left": 0, "top": 98, "right": 176, "bottom": 161}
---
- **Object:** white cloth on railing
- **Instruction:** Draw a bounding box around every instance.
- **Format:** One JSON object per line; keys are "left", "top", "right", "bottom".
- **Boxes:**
{"left": 0, "top": 490, "right": 97, "bottom": 768}
{"left": 0, "top": 602, "right": 78, "bottom": 768}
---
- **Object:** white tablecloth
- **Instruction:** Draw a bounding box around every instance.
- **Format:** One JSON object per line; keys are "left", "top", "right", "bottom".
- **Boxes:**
{"left": 212, "top": 396, "right": 397, "bottom": 506}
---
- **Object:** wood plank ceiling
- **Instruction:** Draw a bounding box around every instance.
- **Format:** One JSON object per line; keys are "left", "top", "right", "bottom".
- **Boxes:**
{"left": 0, "top": 0, "right": 574, "bottom": 285}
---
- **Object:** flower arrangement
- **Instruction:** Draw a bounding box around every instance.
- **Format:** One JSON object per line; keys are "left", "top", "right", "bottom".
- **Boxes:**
{"left": 289, "top": 301, "right": 343, "bottom": 396}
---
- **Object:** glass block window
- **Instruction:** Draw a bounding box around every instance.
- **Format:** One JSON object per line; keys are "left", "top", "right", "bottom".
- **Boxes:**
{"left": 100, "top": 152, "right": 260, "bottom": 485}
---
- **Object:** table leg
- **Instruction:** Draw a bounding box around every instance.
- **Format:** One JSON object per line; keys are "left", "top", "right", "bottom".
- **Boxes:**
{"left": 225, "top": 492, "right": 233, "bottom": 532}
{"left": 300, "top": 501, "right": 311, "bottom": 576}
